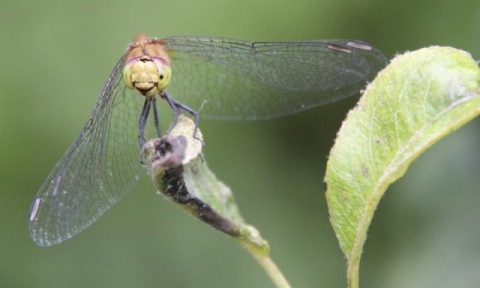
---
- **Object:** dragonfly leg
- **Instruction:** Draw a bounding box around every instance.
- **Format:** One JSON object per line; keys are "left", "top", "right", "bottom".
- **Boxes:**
{"left": 152, "top": 97, "right": 162, "bottom": 138}
{"left": 162, "top": 92, "right": 202, "bottom": 142}
{"left": 139, "top": 98, "right": 152, "bottom": 147}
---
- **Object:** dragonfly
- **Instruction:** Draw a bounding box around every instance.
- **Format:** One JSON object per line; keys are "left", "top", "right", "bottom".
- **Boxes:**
{"left": 29, "top": 35, "right": 388, "bottom": 246}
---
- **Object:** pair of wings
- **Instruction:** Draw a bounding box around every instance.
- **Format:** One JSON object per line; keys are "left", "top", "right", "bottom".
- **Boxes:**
{"left": 29, "top": 36, "right": 388, "bottom": 246}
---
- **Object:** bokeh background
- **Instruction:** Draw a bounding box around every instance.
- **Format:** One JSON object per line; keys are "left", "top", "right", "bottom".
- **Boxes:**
{"left": 1, "top": 0, "right": 480, "bottom": 287}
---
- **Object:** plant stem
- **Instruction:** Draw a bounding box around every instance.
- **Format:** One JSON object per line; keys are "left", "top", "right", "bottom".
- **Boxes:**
{"left": 240, "top": 241, "right": 292, "bottom": 288}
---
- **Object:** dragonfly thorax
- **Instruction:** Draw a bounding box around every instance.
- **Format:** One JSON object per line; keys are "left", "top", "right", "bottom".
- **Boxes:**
{"left": 123, "top": 55, "right": 172, "bottom": 97}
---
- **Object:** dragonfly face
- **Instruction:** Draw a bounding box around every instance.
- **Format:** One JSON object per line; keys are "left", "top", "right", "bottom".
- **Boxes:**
{"left": 29, "top": 35, "right": 388, "bottom": 246}
{"left": 123, "top": 56, "right": 172, "bottom": 97}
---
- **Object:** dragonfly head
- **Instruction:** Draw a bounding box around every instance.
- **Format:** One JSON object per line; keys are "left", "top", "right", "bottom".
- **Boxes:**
{"left": 123, "top": 55, "right": 172, "bottom": 97}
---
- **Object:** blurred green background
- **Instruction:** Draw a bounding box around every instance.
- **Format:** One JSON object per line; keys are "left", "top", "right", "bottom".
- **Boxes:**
{"left": 1, "top": 0, "right": 480, "bottom": 287}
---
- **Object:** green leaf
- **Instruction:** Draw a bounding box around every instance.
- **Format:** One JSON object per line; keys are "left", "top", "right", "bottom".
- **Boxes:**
{"left": 325, "top": 47, "right": 480, "bottom": 287}
{"left": 141, "top": 115, "right": 291, "bottom": 288}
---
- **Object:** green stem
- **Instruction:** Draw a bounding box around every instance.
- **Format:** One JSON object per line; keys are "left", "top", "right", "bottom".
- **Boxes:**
{"left": 240, "top": 241, "right": 292, "bottom": 288}
{"left": 347, "top": 262, "right": 359, "bottom": 288}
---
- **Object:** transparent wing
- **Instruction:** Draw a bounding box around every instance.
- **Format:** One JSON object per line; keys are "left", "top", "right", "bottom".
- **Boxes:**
{"left": 162, "top": 37, "right": 388, "bottom": 120}
{"left": 28, "top": 54, "right": 149, "bottom": 246}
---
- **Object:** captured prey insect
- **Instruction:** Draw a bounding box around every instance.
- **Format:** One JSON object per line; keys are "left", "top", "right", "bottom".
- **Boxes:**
{"left": 29, "top": 35, "right": 388, "bottom": 246}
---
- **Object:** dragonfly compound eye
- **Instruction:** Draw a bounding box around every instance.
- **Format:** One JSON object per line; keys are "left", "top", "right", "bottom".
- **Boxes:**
{"left": 156, "top": 65, "right": 172, "bottom": 91}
